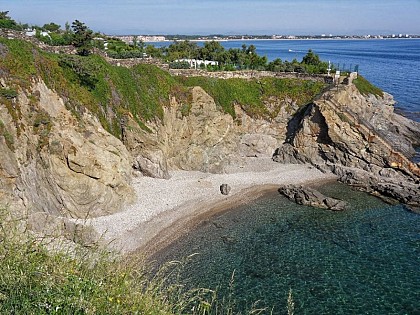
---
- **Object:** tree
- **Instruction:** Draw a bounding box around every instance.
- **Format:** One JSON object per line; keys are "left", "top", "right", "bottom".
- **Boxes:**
{"left": 0, "top": 11, "right": 22, "bottom": 30}
{"left": 71, "top": 20, "right": 93, "bottom": 56}
{"left": 43, "top": 22, "right": 61, "bottom": 32}
{"left": 302, "top": 49, "right": 321, "bottom": 66}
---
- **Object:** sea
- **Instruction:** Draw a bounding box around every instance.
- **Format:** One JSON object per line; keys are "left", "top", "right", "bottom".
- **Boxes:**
{"left": 151, "top": 40, "right": 420, "bottom": 314}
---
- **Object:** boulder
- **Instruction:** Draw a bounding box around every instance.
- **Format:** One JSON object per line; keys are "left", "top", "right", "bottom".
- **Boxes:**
{"left": 220, "top": 184, "right": 231, "bottom": 195}
{"left": 133, "top": 149, "right": 170, "bottom": 179}
{"left": 278, "top": 184, "right": 348, "bottom": 211}
{"left": 272, "top": 143, "right": 310, "bottom": 164}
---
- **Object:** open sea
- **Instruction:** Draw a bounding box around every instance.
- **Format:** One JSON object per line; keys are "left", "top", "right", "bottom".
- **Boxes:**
{"left": 152, "top": 40, "right": 420, "bottom": 314}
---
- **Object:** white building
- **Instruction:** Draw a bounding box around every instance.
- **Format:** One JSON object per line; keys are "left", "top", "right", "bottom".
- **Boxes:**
{"left": 175, "top": 59, "right": 218, "bottom": 68}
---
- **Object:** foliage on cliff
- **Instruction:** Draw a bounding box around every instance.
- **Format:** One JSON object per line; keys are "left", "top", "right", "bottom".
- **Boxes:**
{"left": 179, "top": 76, "right": 325, "bottom": 119}
{"left": 353, "top": 75, "right": 383, "bottom": 98}
{"left": 0, "top": 37, "right": 186, "bottom": 138}
{"left": 0, "top": 37, "right": 325, "bottom": 138}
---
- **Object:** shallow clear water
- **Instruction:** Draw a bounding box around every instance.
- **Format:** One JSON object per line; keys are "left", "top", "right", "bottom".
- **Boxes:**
{"left": 154, "top": 183, "right": 420, "bottom": 314}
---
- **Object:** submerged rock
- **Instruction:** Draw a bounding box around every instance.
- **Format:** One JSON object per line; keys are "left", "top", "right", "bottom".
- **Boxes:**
{"left": 278, "top": 184, "right": 348, "bottom": 211}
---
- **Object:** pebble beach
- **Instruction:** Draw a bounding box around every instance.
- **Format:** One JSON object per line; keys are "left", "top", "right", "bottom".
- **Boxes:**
{"left": 86, "top": 158, "right": 336, "bottom": 255}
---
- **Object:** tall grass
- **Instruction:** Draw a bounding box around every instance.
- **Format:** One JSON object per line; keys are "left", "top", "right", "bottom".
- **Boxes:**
{"left": 0, "top": 209, "right": 270, "bottom": 314}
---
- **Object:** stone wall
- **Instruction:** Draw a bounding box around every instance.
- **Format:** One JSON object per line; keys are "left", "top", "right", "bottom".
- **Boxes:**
{"left": 169, "top": 69, "right": 328, "bottom": 81}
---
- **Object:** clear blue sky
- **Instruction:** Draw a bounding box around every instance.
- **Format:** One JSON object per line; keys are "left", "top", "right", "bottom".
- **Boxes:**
{"left": 3, "top": 0, "right": 420, "bottom": 35}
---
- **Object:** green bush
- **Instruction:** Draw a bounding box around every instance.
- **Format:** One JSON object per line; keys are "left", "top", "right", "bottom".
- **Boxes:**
{"left": 353, "top": 75, "right": 384, "bottom": 97}
{"left": 169, "top": 61, "right": 191, "bottom": 69}
{"left": 0, "top": 88, "right": 17, "bottom": 99}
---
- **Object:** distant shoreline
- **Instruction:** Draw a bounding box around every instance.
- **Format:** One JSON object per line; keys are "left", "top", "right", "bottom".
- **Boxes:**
{"left": 144, "top": 37, "right": 420, "bottom": 43}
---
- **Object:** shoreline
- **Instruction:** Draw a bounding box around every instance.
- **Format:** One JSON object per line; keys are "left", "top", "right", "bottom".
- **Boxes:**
{"left": 85, "top": 158, "right": 337, "bottom": 257}
{"left": 144, "top": 37, "right": 420, "bottom": 44}
{"left": 142, "top": 177, "right": 339, "bottom": 260}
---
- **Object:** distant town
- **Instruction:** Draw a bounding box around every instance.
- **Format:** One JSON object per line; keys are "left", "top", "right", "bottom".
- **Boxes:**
{"left": 111, "top": 33, "right": 420, "bottom": 44}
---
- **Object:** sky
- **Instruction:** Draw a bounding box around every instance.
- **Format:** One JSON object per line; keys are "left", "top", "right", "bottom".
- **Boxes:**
{"left": 3, "top": 0, "right": 420, "bottom": 35}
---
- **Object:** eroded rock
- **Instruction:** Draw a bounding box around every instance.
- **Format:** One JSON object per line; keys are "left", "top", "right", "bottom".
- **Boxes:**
{"left": 278, "top": 184, "right": 348, "bottom": 211}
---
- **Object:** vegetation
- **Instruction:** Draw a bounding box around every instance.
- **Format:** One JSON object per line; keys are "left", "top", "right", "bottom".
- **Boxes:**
{"left": 0, "top": 209, "right": 219, "bottom": 314}
{"left": 0, "top": 35, "right": 326, "bottom": 139}
{"left": 1, "top": 11, "right": 332, "bottom": 75}
{"left": 353, "top": 75, "right": 383, "bottom": 97}
{"left": 0, "top": 37, "right": 192, "bottom": 137}
{"left": 0, "top": 11, "right": 22, "bottom": 31}
{"left": 71, "top": 20, "right": 94, "bottom": 56}
{"left": 0, "top": 119, "right": 14, "bottom": 151}
{"left": 179, "top": 76, "right": 325, "bottom": 119}
{"left": 0, "top": 87, "right": 17, "bottom": 99}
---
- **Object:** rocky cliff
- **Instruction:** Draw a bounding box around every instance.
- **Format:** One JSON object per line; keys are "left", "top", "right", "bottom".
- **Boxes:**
{"left": 273, "top": 83, "right": 420, "bottom": 208}
{"left": 0, "top": 79, "right": 135, "bottom": 235}
{"left": 123, "top": 85, "right": 292, "bottom": 177}
{"left": 1, "top": 37, "right": 419, "bottom": 245}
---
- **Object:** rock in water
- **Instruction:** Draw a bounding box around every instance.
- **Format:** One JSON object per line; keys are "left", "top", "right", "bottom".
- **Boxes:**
{"left": 278, "top": 184, "right": 348, "bottom": 211}
{"left": 220, "top": 184, "right": 231, "bottom": 195}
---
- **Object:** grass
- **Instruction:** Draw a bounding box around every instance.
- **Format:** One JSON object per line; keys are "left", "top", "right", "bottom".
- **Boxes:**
{"left": 178, "top": 76, "right": 325, "bottom": 119}
{"left": 0, "top": 37, "right": 189, "bottom": 139}
{"left": 0, "top": 209, "right": 271, "bottom": 314}
{"left": 0, "top": 119, "right": 14, "bottom": 151}
{"left": 353, "top": 75, "right": 384, "bottom": 98}
{"left": 0, "top": 88, "right": 18, "bottom": 99}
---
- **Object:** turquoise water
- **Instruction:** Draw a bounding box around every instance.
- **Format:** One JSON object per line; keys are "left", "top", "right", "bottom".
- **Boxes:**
{"left": 153, "top": 183, "right": 420, "bottom": 314}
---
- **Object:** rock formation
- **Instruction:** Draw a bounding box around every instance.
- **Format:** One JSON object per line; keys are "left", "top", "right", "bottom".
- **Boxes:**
{"left": 278, "top": 185, "right": 348, "bottom": 211}
{"left": 273, "top": 83, "right": 420, "bottom": 208}
{"left": 122, "top": 86, "right": 289, "bottom": 175}
{"left": 0, "top": 80, "right": 135, "bottom": 224}
{"left": 220, "top": 184, "right": 231, "bottom": 195}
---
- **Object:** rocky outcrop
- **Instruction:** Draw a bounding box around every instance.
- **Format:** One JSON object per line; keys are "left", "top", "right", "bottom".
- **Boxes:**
{"left": 123, "top": 86, "right": 293, "bottom": 174}
{"left": 328, "top": 164, "right": 420, "bottom": 207}
{"left": 278, "top": 184, "right": 348, "bottom": 211}
{"left": 0, "top": 80, "right": 135, "bottom": 221}
{"left": 239, "top": 133, "right": 279, "bottom": 158}
{"left": 273, "top": 83, "right": 420, "bottom": 207}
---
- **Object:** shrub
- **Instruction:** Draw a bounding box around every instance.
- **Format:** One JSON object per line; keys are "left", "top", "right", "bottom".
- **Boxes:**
{"left": 0, "top": 88, "right": 17, "bottom": 99}
{"left": 353, "top": 75, "right": 384, "bottom": 98}
{"left": 169, "top": 61, "right": 191, "bottom": 69}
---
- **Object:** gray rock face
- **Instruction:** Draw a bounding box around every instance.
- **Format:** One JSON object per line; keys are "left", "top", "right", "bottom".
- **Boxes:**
{"left": 330, "top": 164, "right": 420, "bottom": 207}
{"left": 124, "top": 86, "right": 290, "bottom": 174}
{"left": 272, "top": 143, "right": 310, "bottom": 164}
{"left": 220, "top": 184, "right": 231, "bottom": 195}
{"left": 278, "top": 184, "right": 348, "bottom": 211}
{"left": 273, "top": 84, "right": 420, "bottom": 208}
{"left": 239, "top": 133, "right": 279, "bottom": 158}
{"left": 0, "top": 80, "right": 135, "bottom": 219}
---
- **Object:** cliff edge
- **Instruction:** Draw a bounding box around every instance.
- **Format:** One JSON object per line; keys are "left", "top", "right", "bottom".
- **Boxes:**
{"left": 273, "top": 82, "right": 420, "bottom": 209}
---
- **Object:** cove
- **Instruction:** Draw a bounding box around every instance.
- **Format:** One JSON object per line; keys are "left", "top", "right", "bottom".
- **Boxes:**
{"left": 152, "top": 182, "right": 419, "bottom": 314}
